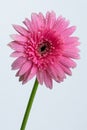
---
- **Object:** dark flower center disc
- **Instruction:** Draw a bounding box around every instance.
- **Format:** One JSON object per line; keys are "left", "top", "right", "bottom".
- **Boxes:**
{"left": 38, "top": 41, "right": 50, "bottom": 55}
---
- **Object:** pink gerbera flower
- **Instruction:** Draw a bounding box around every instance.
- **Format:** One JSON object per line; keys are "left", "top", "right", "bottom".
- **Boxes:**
{"left": 9, "top": 11, "right": 80, "bottom": 89}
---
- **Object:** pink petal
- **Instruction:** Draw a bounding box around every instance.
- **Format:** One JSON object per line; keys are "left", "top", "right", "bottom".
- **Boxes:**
{"left": 59, "top": 56, "right": 77, "bottom": 68}
{"left": 53, "top": 16, "right": 70, "bottom": 32}
{"left": 19, "top": 75, "right": 24, "bottom": 81}
{"left": 47, "top": 65, "right": 59, "bottom": 82}
{"left": 54, "top": 62, "right": 66, "bottom": 79}
{"left": 62, "top": 26, "right": 76, "bottom": 36}
{"left": 46, "top": 11, "right": 56, "bottom": 29}
{"left": 60, "top": 64, "right": 72, "bottom": 75}
{"left": 10, "top": 51, "right": 24, "bottom": 57}
{"left": 18, "top": 61, "right": 32, "bottom": 76}
{"left": 31, "top": 13, "right": 39, "bottom": 31}
{"left": 47, "top": 63, "right": 66, "bottom": 82}
{"left": 12, "top": 57, "right": 26, "bottom": 70}
{"left": 64, "top": 36, "right": 79, "bottom": 45}
{"left": 38, "top": 12, "right": 45, "bottom": 28}
{"left": 62, "top": 50, "right": 80, "bottom": 59}
{"left": 64, "top": 36, "right": 79, "bottom": 43}
{"left": 11, "top": 34, "right": 28, "bottom": 42}
{"left": 23, "top": 64, "right": 37, "bottom": 84}
{"left": 13, "top": 24, "right": 29, "bottom": 36}
{"left": 43, "top": 70, "right": 53, "bottom": 89}
{"left": 19, "top": 71, "right": 29, "bottom": 82}
{"left": 36, "top": 70, "right": 44, "bottom": 85}
{"left": 23, "top": 18, "right": 33, "bottom": 32}
{"left": 9, "top": 41, "right": 24, "bottom": 52}
{"left": 62, "top": 44, "right": 80, "bottom": 49}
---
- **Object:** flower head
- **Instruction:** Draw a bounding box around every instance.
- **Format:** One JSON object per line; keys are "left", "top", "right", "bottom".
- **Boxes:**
{"left": 9, "top": 11, "right": 80, "bottom": 89}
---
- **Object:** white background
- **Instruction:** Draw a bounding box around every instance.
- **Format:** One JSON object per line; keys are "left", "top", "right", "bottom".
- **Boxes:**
{"left": 0, "top": 0, "right": 87, "bottom": 130}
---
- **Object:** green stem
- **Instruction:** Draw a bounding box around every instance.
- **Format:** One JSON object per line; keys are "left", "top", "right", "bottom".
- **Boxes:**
{"left": 20, "top": 78, "right": 39, "bottom": 130}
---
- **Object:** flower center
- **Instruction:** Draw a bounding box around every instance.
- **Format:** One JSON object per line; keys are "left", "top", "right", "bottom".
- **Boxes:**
{"left": 38, "top": 41, "right": 50, "bottom": 55}
{"left": 40, "top": 44, "right": 47, "bottom": 52}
